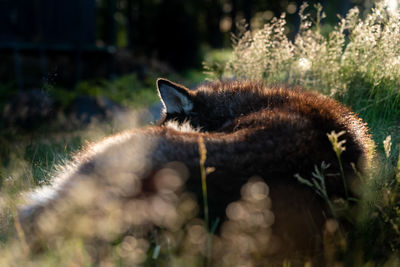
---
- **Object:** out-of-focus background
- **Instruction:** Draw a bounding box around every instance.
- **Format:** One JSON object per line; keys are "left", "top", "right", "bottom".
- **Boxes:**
{"left": 0, "top": 0, "right": 377, "bottom": 132}
{"left": 0, "top": 0, "right": 371, "bottom": 84}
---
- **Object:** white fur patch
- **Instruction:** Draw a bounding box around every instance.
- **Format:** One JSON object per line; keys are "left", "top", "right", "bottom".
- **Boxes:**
{"left": 165, "top": 121, "right": 201, "bottom": 133}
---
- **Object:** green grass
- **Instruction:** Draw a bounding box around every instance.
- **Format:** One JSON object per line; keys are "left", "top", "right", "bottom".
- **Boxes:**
{"left": 0, "top": 68, "right": 210, "bottom": 265}
{"left": 44, "top": 73, "right": 159, "bottom": 109}
{"left": 0, "top": 1, "right": 400, "bottom": 265}
{"left": 219, "top": 2, "right": 400, "bottom": 146}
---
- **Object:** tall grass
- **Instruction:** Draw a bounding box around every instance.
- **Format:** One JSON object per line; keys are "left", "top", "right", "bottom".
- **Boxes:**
{"left": 207, "top": 1, "right": 400, "bottom": 143}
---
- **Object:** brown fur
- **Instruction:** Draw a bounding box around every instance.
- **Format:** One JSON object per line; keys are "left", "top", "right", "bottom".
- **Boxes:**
{"left": 18, "top": 79, "right": 373, "bottom": 258}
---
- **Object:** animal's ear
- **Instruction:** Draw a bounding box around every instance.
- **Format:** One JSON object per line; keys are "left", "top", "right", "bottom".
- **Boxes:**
{"left": 157, "top": 78, "right": 194, "bottom": 114}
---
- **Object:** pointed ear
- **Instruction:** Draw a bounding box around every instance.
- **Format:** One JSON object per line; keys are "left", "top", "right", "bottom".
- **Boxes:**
{"left": 157, "top": 78, "right": 194, "bottom": 114}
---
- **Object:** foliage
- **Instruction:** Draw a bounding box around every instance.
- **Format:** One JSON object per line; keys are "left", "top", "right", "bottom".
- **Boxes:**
{"left": 45, "top": 73, "right": 158, "bottom": 109}
{"left": 212, "top": 1, "right": 400, "bottom": 142}
{"left": 203, "top": 49, "right": 233, "bottom": 80}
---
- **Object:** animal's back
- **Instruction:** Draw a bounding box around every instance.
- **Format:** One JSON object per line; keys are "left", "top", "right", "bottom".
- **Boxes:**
{"left": 156, "top": 79, "right": 373, "bottom": 256}
{"left": 158, "top": 80, "right": 371, "bottom": 194}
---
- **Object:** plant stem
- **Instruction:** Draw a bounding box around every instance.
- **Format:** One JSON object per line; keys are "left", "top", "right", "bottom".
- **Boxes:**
{"left": 198, "top": 136, "right": 211, "bottom": 265}
{"left": 337, "top": 154, "right": 348, "bottom": 199}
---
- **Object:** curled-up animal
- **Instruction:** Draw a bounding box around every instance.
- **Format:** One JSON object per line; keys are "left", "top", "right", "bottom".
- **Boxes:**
{"left": 17, "top": 78, "right": 374, "bottom": 262}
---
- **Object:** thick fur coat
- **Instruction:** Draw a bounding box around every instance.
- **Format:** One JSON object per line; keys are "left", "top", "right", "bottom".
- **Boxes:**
{"left": 17, "top": 79, "right": 373, "bottom": 257}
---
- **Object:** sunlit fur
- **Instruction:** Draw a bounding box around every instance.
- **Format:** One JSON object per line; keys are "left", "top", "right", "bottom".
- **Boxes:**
{"left": 18, "top": 79, "right": 373, "bottom": 258}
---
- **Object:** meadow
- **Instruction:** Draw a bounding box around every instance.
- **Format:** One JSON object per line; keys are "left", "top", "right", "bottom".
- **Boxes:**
{"left": 0, "top": 1, "right": 400, "bottom": 266}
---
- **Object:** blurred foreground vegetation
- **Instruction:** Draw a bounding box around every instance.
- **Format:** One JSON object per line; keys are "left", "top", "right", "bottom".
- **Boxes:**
{"left": 0, "top": 1, "right": 400, "bottom": 266}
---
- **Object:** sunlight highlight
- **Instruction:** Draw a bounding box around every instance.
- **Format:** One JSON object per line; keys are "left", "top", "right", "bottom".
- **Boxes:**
{"left": 298, "top": 57, "right": 311, "bottom": 71}
{"left": 386, "top": 0, "right": 398, "bottom": 14}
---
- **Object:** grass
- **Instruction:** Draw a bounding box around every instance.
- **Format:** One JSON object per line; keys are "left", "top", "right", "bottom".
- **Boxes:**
{"left": 44, "top": 73, "right": 159, "bottom": 109}
{"left": 0, "top": 68, "right": 210, "bottom": 265}
{"left": 210, "top": 1, "right": 400, "bottom": 263}
{"left": 219, "top": 2, "right": 400, "bottom": 146}
{"left": 0, "top": 0, "right": 400, "bottom": 265}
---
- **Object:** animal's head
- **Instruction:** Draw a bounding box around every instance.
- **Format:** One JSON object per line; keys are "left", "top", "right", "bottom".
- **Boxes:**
{"left": 156, "top": 78, "right": 268, "bottom": 132}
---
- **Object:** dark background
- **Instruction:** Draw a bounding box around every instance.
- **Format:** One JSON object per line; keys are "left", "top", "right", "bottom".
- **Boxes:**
{"left": 0, "top": 0, "right": 367, "bottom": 89}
